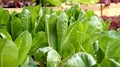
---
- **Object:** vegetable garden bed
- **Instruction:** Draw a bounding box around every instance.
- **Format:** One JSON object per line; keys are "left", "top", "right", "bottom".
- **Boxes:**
{"left": 1, "top": 2, "right": 120, "bottom": 67}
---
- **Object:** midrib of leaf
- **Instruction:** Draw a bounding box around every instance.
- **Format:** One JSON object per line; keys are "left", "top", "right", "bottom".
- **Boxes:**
{"left": 60, "top": 25, "right": 75, "bottom": 62}
{"left": 46, "top": 15, "right": 51, "bottom": 47}
{"left": 80, "top": 44, "right": 87, "bottom": 52}
{"left": 61, "top": 26, "right": 75, "bottom": 47}
{"left": 105, "top": 41, "right": 109, "bottom": 59}
{"left": 109, "top": 58, "right": 120, "bottom": 66}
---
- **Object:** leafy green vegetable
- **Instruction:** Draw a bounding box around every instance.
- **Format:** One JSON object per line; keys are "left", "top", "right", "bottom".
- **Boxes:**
{"left": 47, "top": 48, "right": 61, "bottom": 67}
{"left": 57, "top": 12, "right": 68, "bottom": 52}
{"left": 99, "top": 30, "right": 120, "bottom": 66}
{"left": 64, "top": 52, "right": 96, "bottom": 67}
{"left": 15, "top": 31, "right": 32, "bottom": 66}
{"left": 46, "top": 12, "right": 58, "bottom": 50}
{"left": 11, "top": 17, "right": 22, "bottom": 40}
{"left": 30, "top": 31, "right": 48, "bottom": 55}
{"left": 1, "top": 4, "right": 120, "bottom": 67}
{"left": 0, "top": 39, "right": 18, "bottom": 67}
{"left": 0, "top": 29, "right": 12, "bottom": 40}
{"left": 20, "top": 9, "right": 33, "bottom": 32}
{"left": 86, "top": 16, "right": 103, "bottom": 43}
{"left": 0, "top": 10, "right": 10, "bottom": 30}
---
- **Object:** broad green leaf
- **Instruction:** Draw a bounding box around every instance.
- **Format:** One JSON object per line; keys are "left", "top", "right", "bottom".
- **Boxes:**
{"left": 20, "top": 9, "right": 33, "bottom": 32}
{"left": 14, "top": 31, "right": 32, "bottom": 66}
{"left": 0, "top": 29, "right": 12, "bottom": 40}
{"left": 20, "top": 56, "right": 29, "bottom": 67}
{"left": 47, "top": 49, "right": 61, "bottom": 67}
{"left": 45, "top": 0, "right": 62, "bottom": 6}
{"left": 0, "top": 10, "right": 10, "bottom": 29}
{"left": 86, "top": 16, "right": 103, "bottom": 43}
{"left": 46, "top": 12, "right": 58, "bottom": 50}
{"left": 64, "top": 52, "right": 96, "bottom": 67}
{"left": 34, "top": 47, "right": 61, "bottom": 67}
{"left": 7, "top": 11, "right": 20, "bottom": 33}
{"left": 99, "top": 30, "right": 120, "bottom": 66}
{"left": 60, "top": 21, "right": 83, "bottom": 60}
{"left": 23, "top": 5, "right": 41, "bottom": 28}
{"left": 34, "top": 47, "right": 52, "bottom": 61}
{"left": 11, "top": 17, "right": 22, "bottom": 40}
{"left": 32, "top": 5, "right": 41, "bottom": 22}
{"left": 0, "top": 39, "right": 18, "bottom": 67}
{"left": 35, "top": 15, "right": 46, "bottom": 32}
{"left": 79, "top": 32, "right": 93, "bottom": 54}
{"left": 30, "top": 31, "right": 48, "bottom": 55}
{"left": 57, "top": 12, "right": 68, "bottom": 52}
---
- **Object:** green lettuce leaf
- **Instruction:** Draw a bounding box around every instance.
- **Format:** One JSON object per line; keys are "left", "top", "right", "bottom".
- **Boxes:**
{"left": 99, "top": 30, "right": 120, "bottom": 67}
{"left": 0, "top": 29, "right": 12, "bottom": 40}
{"left": 64, "top": 52, "right": 96, "bottom": 67}
{"left": 45, "top": 12, "right": 58, "bottom": 50}
{"left": 0, "top": 39, "right": 18, "bottom": 67}
{"left": 14, "top": 31, "right": 32, "bottom": 66}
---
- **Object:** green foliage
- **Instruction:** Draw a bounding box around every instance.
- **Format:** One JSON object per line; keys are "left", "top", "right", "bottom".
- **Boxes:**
{"left": 15, "top": 31, "right": 32, "bottom": 66}
{"left": 0, "top": 5, "right": 120, "bottom": 67}
{"left": 0, "top": 39, "right": 18, "bottom": 67}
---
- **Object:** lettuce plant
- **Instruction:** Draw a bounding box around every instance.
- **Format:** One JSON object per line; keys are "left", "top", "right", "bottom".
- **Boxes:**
{"left": 1, "top": 5, "right": 120, "bottom": 67}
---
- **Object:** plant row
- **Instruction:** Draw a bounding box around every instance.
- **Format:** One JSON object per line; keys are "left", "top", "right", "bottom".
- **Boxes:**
{"left": 0, "top": 5, "right": 120, "bottom": 67}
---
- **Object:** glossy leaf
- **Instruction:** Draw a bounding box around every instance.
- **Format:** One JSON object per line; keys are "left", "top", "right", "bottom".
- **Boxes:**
{"left": 0, "top": 39, "right": 18, "bottom": 67}
{"left": 64, "top": 52, "right": 96, "bottom": 67}
{"left": 30, "top": 31, "right": 48, "bottom": 55}
{"left": 99, "top": 30, "right": 120, "bottom": 66}
{"left": 46, "top": 12, "right": 58, "bottom": 50}
{"left": 57, "top": 12, "right": 68, "bottom": 52}
{"left": 86, "top": 16, "right": 103, "bottom": 43}
{"left": 0, "top": 29, "right": 12, "bottom": 40}
{"left": 14, "top": 31, "right": 32, "bottom": 66}
{"left": 34, "top": 47, "right": 52, "bottom": 61}
{"left": 20, "top": 9, "right": 33, "bottom": 32}
{"left": 47, "top": 49, "right": 61, "bottom": 67}
{"left": 11, "top": 17, "right": 22, "bottom": 40}
{"left": 35, "top": 15, "right": 46, "bottom": 32}
{"left": 0, "top": 10, "right": 10, "bottom": 29}
{"left": 78, "top": 32, "right": 93, "bottom": 54}
{"left": 60, "top": 21, "right": 83, "bottom": 60}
